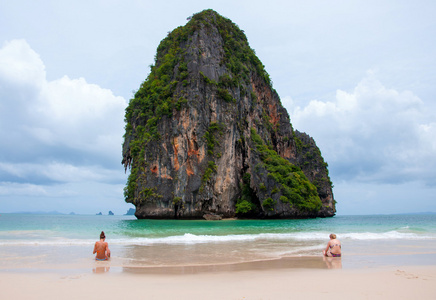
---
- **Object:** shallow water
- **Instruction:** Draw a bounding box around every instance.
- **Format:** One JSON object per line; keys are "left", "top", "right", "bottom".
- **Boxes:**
{"left": 0, "top": 214, "right": 435, "bottom": 270}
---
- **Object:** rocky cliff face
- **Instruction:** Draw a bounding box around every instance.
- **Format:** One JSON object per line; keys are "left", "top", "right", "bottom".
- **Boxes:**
{"left": 122, "top": 10, "right": 336, "bottom": 219}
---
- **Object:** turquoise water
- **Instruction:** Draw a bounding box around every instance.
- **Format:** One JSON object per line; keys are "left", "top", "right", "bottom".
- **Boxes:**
{"left": 1, "top": 213, "right": 435, "bottom": 241}
{"left": 0, "top": 214, "right": 435, "bottom": 269}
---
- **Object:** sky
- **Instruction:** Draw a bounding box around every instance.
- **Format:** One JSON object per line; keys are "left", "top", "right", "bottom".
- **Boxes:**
{"left": 0, "top": 0, "right": 435, "bottom": 215}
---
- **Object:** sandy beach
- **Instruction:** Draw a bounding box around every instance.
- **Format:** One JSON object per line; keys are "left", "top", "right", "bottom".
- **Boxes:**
{"left": 2, "top": 214, "right": 435, "bottom": 299}
{"left": 1, "top": 256, "right": 435, "bottom": 300}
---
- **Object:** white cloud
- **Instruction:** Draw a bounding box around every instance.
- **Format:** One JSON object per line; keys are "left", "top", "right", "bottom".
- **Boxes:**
{"left": 0, "top": 180, "right": 131, "bottom": 214}
{"left": 0, "top": 39, "right": 128, "bottom": 190}
{"left": 34, "top": 75, "right": 127, "bottom": 154}
{"left": 0, "top": 182, "right": 48, "bottom": 196}
{"left": 287, "top": 72, "right": 436, "bottom": 186}
{"left": 0, "top": 39, "right": 45, "bottom": 88}
{"left": 0, "top": 161, "right": 125, "bottom": 184}
{"left": 333, "top": 180, "right": 436, "bottom": 215}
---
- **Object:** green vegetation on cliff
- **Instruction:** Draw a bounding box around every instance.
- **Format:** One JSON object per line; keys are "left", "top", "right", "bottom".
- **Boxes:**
{"left": 123, "top": 9, "right": 273, "bottom": 203}
{"left": 235, "top": 173, "right": 258, "bottom": 215}
{"left": 251, "top": 129, "right": 322, "bottom": 213}
{"left": 122, "top": 9, "right": 334, "bottom": 218}
{"left": 294, "top": 131, "right": 334, "bottom": 195}
{"left": 125, "top": 9, "right": 271, "bottom": 141}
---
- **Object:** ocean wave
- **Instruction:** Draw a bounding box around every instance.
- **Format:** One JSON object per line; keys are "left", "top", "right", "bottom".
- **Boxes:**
{"left": 0, "top": 230, "right": 55, "bottom": 237}
{"left": 0, "top": 239, "right": 94, "bottom": 246}
{"left": 1, "top": 230, "right": 434, "bottom": 247}
{"left": 339, "top": 231, "right": 426, "bottom": 240}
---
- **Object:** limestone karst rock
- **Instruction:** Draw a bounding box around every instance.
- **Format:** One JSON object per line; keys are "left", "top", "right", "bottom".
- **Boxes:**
{"left": 122, "top": 9, "right": 336, "bottom": 219}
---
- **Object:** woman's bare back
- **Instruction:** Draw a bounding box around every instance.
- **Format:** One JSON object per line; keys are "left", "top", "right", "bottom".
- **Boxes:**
{"left": 93, "top": 241, "right": 109, "bottom": 260}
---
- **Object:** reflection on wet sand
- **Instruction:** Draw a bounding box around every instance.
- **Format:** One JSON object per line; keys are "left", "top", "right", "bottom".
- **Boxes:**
{"left": 122, "top": 256, "right": 330, "bottom": 275}
{"left": 92, "top": 260, "right": 111, "bottom": 274}
{"left": 323, "top": 256, "right": 342, "bottom": 269}
{"left": 93, "top": 266, "right": 111, "bottom": 273}
{"left": 120, "top": 241, "right": 324, "bottom": 268}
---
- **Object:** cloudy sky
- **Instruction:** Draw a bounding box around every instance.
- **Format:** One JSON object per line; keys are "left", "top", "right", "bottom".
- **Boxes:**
{"left": 1, "top": 0, "right": 435, "bottom": 215}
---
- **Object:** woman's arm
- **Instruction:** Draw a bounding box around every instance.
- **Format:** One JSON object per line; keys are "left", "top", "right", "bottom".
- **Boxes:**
{"left": 324, "top": 241, "right": 331, "bottom": 254}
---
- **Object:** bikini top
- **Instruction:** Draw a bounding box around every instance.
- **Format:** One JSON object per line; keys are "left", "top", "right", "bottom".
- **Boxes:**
{"left": 330, "top": 243, "right": 341, "bottom": 249}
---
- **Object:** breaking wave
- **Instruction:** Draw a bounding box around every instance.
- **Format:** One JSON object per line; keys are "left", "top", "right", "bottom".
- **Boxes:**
{"left": 1, "top": 230, "right": 434, "bottom": 247}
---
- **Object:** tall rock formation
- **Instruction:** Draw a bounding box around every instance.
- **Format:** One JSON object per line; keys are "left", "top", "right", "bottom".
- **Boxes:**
{"left": 122, "top": 10, "right": 336, "bottom": 219}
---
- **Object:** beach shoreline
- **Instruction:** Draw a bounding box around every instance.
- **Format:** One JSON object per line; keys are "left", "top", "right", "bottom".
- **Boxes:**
{"left": 1, "top": 256, "right": 435, "bottom": 300}
{"left": 1, "top": 214, "right": 435, "bottom": 298}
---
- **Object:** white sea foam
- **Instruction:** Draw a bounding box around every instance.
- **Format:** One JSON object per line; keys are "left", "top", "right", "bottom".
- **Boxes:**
{"left": 116, "top": 232, "right": 330, "bottom": 245}
{"left": 1, "top": 230, "right": 433, "bottom": 247}
{"left": 0, "top": 239, "right": 94, "bottom": 246}
{"left": 339, "top": 231, "right": 433, "bottom": 240}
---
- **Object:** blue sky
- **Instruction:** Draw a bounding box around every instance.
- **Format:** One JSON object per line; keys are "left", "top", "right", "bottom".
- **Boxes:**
{"left": 0, "top": 0, "right": 435, "bottom": 215}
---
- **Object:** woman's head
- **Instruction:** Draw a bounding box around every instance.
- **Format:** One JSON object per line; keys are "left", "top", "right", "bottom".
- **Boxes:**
{"left": 329, "top": 233, "right": 337, "bottom": 239}
{"left": 100, "top": 231, "right": 106, "bottom": 239}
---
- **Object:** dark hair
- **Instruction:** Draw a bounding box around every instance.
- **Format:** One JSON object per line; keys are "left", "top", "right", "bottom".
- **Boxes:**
{"left": 100, "top": 231, "right": 106, "bottom": 239}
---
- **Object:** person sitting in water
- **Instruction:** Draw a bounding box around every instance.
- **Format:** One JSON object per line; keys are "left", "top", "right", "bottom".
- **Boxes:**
{"left": 93, "top": 231, "right": 111, "bottom": 261}
{"left": 323, "top": 233, "right": 341, "bottom": 257}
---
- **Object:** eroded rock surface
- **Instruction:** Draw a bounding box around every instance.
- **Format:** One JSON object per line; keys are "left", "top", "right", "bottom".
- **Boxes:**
{"left": 122, "top": 10, "right": 336, "bottom": 219}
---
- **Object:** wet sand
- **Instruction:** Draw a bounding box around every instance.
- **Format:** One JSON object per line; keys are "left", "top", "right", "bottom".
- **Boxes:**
{"left": 1, "top": 255, "right": 435, "bottom": 299}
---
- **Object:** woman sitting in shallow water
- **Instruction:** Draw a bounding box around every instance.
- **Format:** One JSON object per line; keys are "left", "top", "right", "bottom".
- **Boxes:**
{"left": 323, "top": 233, "right": 341, "bottom": 257}
{"left": 93, "top": 231, "right": 111, "bottom": 261}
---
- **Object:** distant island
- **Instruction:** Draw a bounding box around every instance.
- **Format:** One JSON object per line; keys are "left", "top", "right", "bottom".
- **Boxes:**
{"left": 125, "top": 208, "right": 136, "bottom": 215}
{"left": 96, "top": 211, "right": 115, "bottom": 215}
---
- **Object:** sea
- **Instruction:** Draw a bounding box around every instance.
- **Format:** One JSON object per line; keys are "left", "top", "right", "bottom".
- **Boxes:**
{"left": 0, "top": 213, "right": 435, "bottom": 272}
